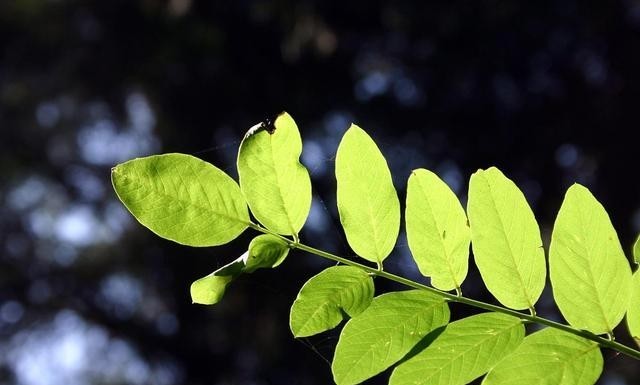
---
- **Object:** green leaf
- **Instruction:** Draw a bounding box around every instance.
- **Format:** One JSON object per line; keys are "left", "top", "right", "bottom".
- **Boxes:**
{"left": 243, "top": 234, "right": 289, "bottom": 273}
{"left": 111, "top": 153, "right": 249, "bottom": 247}
{"left": 289, "top": 266, "right": 374, "bottom": 338}
{"left": 633, "top": 234, "right": 640, "bottom": 265}
{"left": 627, "top": 271, "right": 640, "bottom": 346}
{"left": 406, "top": 168, "right": 470, "bottom": 291}
{"left": 390, "top": 312, "right": 524, "bottom": 385}
{"left": 335, "top": 124, "right": 400, "bottom": 265}
{"left": 190, "top": 257, "right": 245, "bottom": 305}
{"left": 482, "top": 328, "right": 603, "bottom": 385}
{"left": 467, "top": 167, "right": 546, "bottom": 310}
{"left": 331, "top": 290, "right": 450, "bottom": 385}
{"left": 237, "top": 112, "right": 312, "bottom": 236}
{"left": 190, "top": 235, "right": 288, "bottom": 305}
{"left": 549, "top": 184, "right": 632, "bottom": 334}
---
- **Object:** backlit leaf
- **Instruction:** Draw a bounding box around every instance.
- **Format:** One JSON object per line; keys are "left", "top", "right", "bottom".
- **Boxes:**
{"left": 331, "top": 290, "right": 450, "bottom": 385}
{"left": 237, "top": 112, "right": 312, "bottom": 236}
{"left": 390, "top": 312, "right": 524, "bottom": 385}
{"left": 482, "top": 328, "right": 603, "bottom": 385}
{"left": 467, "top": 167, "right": 546, "bottom": 310}
{"left": 335, "top": 124, "right": 400, "bottom": 265}
{"left": 549, "top": 184, "right": 632, "bottom": 334}
{"left": 112, "top": 153, "right": 249, "bottom": 246}
{"left": 191, "top": 235, "right": 289, "bottom": 305}
{"left": 406, "top": 168, "right": 470, "bottom": 291}
{"left": 289, "top": 266, "right": 374, "bottom": 338}
{"left": 627, "top": 271, "right": 640, "bottom": 346}
{"left": 190, "top": 257, "right": 245, "bottom": 305}
{"left": 633, "top": 234, "right": 640, "bottom": 265}
{"left": 243, "top": 234, "right": 289, "bottom": 273}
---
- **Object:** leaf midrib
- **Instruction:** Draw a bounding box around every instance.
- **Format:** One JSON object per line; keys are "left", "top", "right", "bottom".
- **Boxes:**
{"left": 415, "top": 174, "right": 461, "bottom": 289}
{"left": 123, "top": 169, "right": 248, "bottom": 226}
{"left": 482, "top": 175, "right": 533, "bottom": 309}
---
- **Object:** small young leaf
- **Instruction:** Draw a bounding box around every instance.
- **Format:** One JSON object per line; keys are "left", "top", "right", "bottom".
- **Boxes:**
{"left": 243, "top": 234, "right": 289, "bottom": 273}
{"left": 627, "top": 271, "right": 640, "bottom": 346}
{"left": 190, "top": 257, "right": 245, "bottom": 305}
{"left": 406, "top": 168, "right": 470, "bottom": 291}
{"left": 482, "top": 328, "right": 603, "bottom": 385}
{"left": 191, "top": 235, "right": 289, "bottom": 305}
{"left": 289, "top": 266, "right": 374, "bottom": 338}
{"left": 112, "top": 153, "right": 249, "bottom": 247}
{"left": 237, "top": 112, "right": 312, "bottom": 236}
{"left": 467, "top": 167, "right": 546, "bottom": 310}
{"left": 335, "top": 124, "right": 400, "bottom": 265}
{"left": 549, "top": 184, "right": 632, "bottom": 334}
{"left": 633, "top": 234, "right": 640, "bottom": 265}
{"left": 390, "top": 312, "right": 524, "bottom": 385}
{"left": 331, "top": 290, "right": 450, "bottom": 385}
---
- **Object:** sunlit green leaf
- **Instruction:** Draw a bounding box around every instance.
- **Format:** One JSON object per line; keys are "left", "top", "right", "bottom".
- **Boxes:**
{"left": 190, "top": 234, "right": 288, "bottom": 305}
{"left": 633, "top": 234, "right": 640, "bottom": 265}
{"left": 335, "top": 124, "right": 400, "bottom": 265}
{"left": 112, "top": 153, "right": 249, "bottom": 246}
{"left": 628, "top": 271, "right": 640, "bottom": 347}
{"left": 290, "top": 266, "right": 374, "bottom": 338}
{"left": 237, "top": 112, "right": 312, "bottom": 236}
{"left": 482, "top": 328, "right": 603, "bottom": 385}
{"left": 243, "top": 234, "right": 289, "bottom": 273}
{"left": 549, "top": 184, "right": 632, "bottom": 334}
{"left": 406, "top": 168, "right": 470, "bottom": 291}
{"left": 190, "top": 257, "right": 245, "bottom": 305}
{"left": 467, "top": 167, "right": 546, "bottom": 310}
{"left": 331, "top": 290, "right": 450, "bottom": 385}
{"left": 390, "top": 312, "right": 524, "bottom": 385}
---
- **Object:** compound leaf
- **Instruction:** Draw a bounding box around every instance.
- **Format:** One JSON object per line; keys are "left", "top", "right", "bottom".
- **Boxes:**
{"left": 549, "top": 184, "right": 632, "bottom": 334}
{"left": 243, "top": 234, "right": 289, "bottom": 273}
{"left": 335, "top": 124, "right": 400, "bottom": 265}
{"left": 237, "top": 112, "right": 312, "bottom": 236}
{"left": 331, "top": 290, "right": 450, "bottom": 385}
{"left": 190, "top": 257, "right": 245, "bottom": 305}
{"left": 406, "top": 168, "right": 470, "bottom": 291}
{"left": 112, "top": 153, "right": 249, "bottom": 247}
{"left": 290, "top": 266, "right": 374, "bottom": 338}
{"left": 482, "top": 328, "right": 603, "bottom": 385}
{"left": 627, "top": 271, "right": 640, "bottom": 347}
{"left": 467, "top": 167, "right": 546, "bottom": 310}
{"left": 390, "top": 312, "right": 524, "bottom": 385}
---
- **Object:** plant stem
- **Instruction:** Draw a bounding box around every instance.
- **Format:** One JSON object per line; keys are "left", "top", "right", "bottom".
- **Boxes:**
{"left": 248, "top": 223, "right": 640, "bottom": 361}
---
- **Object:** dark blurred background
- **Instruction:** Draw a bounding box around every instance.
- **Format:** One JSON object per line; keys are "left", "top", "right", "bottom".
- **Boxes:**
{"left": 1, "top": 1, "right": 639, "bottom": 384}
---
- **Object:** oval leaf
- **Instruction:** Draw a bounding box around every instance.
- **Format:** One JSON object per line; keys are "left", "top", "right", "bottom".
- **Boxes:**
{"left": 335, "top": 124, "right": 400, "bottom": 265}
{"left": 549, "top": 184, "right": 632, "bottom": 334}
{"left": 112, "top": 153, "right": 249, "bottom": 246}
{"left": 406, "top": 168, "right": 470, "bottom": 291}
{"left": 627, "top": 271, "right": 640, "bottom": 347}
{"left": 467, "top": 167, "right": 546, "bottom": 310}
{"left": 331, "top": 290, "right": 450, "bottom": 385}
{"left": 633, "top": 234, "right": 640, "bottom": 265}
{"left": 390, "top": 312, "right": 524, "bottom": 385}
{"left": 482, "top": 328, "right": 603, "bottom": 385}
{"left": 237, "top": 112, "right": 312, "bottom": 236}
{"left": 290, "top": 266, "right": 374, "bottom": 338}
{"left": 190, "top": 257, "right": 245, "bottom": 305}
{"left": 243, "top": 234, "right": 289, "bottom": 273}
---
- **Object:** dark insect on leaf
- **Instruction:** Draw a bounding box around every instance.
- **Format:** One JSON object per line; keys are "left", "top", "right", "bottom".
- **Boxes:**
{"left": 261, "top": 112, "right": 284, "bottom": 135}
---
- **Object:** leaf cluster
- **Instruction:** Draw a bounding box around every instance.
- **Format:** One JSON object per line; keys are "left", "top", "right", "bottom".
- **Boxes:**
{"left": 112, "top": 112, "right": 640, "bottom": 385}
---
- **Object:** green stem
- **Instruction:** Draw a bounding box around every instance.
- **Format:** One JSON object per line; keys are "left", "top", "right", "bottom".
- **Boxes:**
{"left": 249, "top": 223, "right": 640, "bottom": 361}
